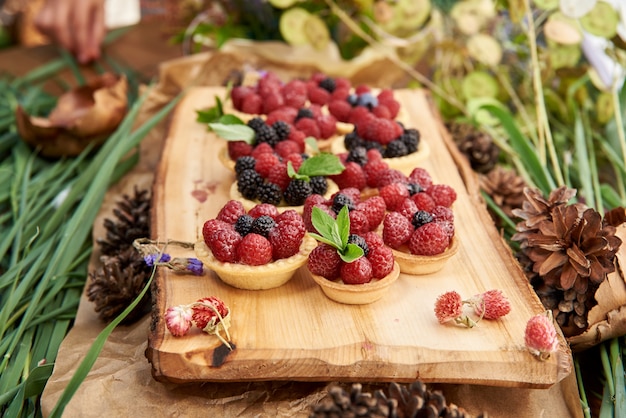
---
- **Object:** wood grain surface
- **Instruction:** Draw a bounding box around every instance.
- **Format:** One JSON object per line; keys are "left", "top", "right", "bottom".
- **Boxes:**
{"left": 146, "top": 87, "right": 569, "bottom": 388}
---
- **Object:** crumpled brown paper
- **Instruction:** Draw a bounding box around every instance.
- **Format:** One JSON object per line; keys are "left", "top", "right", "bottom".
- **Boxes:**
{"left": 41, "top": 43, "right": 584, "bottom": 418}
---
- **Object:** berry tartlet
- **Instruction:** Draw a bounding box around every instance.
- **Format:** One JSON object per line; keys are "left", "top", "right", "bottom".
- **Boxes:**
{"left": 195, "top": 200, "right": 316, "bottom": 290}
{"left": 306, "top": 206, "right": 399, "bottom": 304}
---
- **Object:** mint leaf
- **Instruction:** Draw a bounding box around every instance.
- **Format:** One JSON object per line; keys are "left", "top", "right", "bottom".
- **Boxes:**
{"left": 196, "top": 95, "right": 226, "bottom": 123}
{"left": 208, "top": 123, "right": 255, "bottom": 143}
{"left": 335, "top": 205, "right": 350, "bottom": 249}
{"left": 287, "top": 161, "right": 309, "bottom": 181}
{"left": 298, "top": 153, "right": 345, "bottom": 177}
{"left": 340, "top": 243, "right": 364, "bottom": 263}
{"left": 217, "top": 114, "right": 245, "bottom": 125}
{"left": 305, "top": 137, "right": 320, "bottom": 153}
{"left": 311, "top": 207, "right": 341, "bottom": 249}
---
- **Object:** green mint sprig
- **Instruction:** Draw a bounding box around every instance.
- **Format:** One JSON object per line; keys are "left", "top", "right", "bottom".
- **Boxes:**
{"left": 287, "top": 153, "right": 345, "bottom": 181}
{"left": 309, "top": 206, "right": 363, "bottom": 263}
{"left": 196, "top": 94, "right": 255, "bottom": 143}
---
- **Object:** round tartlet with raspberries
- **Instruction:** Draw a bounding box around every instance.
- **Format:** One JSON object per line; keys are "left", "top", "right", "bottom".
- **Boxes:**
{"left": 379, "top": 167, "right": 459, "bottom": 275}
{"left": 196, "top": 200, "right": 316, "bottom": 290}
{"left": 306, "top": 206, "right": 399, "bottom": 304}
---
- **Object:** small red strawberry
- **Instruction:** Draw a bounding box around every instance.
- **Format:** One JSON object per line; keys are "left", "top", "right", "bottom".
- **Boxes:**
{"left": 408, "top": 222, "right": 450, "bottom": 256}
{"left": 236, "top": 233, "right": 273, "bottom": 265}
{"left": 340, "top": 256, "right": 373, "bottom": 284}
{"left": 383, "top": 211, "right": 413, "bottom": 249}
{"left": 308, "top": 243, "right": 343, "bottom": 280}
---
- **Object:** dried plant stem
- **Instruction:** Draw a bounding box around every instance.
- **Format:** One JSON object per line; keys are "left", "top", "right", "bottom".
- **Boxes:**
{"left": 323, "top": 0, "right": 467, "bottom": 115}
{"left": 612, "top": 89, "right": 626, "bottom": 177}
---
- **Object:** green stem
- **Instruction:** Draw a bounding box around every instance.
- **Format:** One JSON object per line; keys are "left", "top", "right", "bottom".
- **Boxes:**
{"left": 612, "top": 88, "right": 626, "bottom": 200}
{"left": 575, "top": 356, "right": 592, "bottom": 418}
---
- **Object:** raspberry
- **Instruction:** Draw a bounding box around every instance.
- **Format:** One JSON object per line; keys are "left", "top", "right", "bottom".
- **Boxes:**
{"left": 274, "top": 140, "right": 301, "bottom": 159}
{"left": 408, "top": 222, "right": 450, "bottom": 256}
{"left": 266, "top": 107, "right": 297, "bottom": 125}
{"left": 335, "top": 77, "right": 351, "bottom": 90}
{"left": 356, "top": 196, "right": 386, "bottom": 230}
{"left": 432, "top": 205, "right": 454, "bottom": 222}
{"left": 257, "top": 74, "right": 282, "bottom": 98}
{"left": 315, "top": 114, "right": 337, "bottom": 139}
{"left": 409, "top": 167, "right": 433, "bottom": 188}
{"left": 331, "top": 87, "right": 350, "bottom": 101}
{"left": 340, "top": 256, "right": 373, "bottom": 284}
{"left": 240, "top": 93, "right": 263, "bottom": 114}
{"left": 355, "top": 113, "right": 376, "bottom": 138}
{"left": 267, "top": 162, "right": 290, "bottom": 191}
{"left": 349, "top": 106, "right": 374, "bottom": 128}
{"left": 436, "top": 220, "right": 455, "bottom": 239}
{"left": 377, "top": 89, "right": 395, "bottom": 102}
{"left": 248, "top": 203, "right": 280, "bottom": 219}
{"left": 328, "top": 100, "right": 352, "bottom": 122}
{"left": 372, "top": 104, "right": 392, "bottom": 119}
{"left": 363, "top": 159, "right": 389, "bottom": 188}
{"left": 379, "top": 183, "right": 410, "bottom": 211}
{"left": 308, "top": 86, "right": 331, "bottom": 105}
{"left": 308, "top": 104, "right": 323, "bottom": 118}
{"left": 277, "top": 209, "right": 303, "bottom": 225}
{"left": 331, "top": 161, "right": 366, "bottom": 190}
{"left": 426, "top": 184, "right": 457, "bottom": 208}
{"left": 383, "top": 212, "right": 413, "bottom": 249}
{"left": 251, "top": 142, "right": 274, "bottom": 158}
{"left": 295, "top": 117, "right": 321, "bottom": 138}
{"left": 397, "top": 198, "right": 418, "bottom": 221}
{"left": 202, "top": 219, "right": 232, "bottom": 245}
{"left": 378, "top": 98, "right": 400, "bottom": 118}
{"left": 231, "top": 85, "right": 254, "bottom": 110}
{"left": 236, "top": 233, "right": 273, "bottom": 265}
{"left": 310, "top": 72, "right": 326, "bottom": 83}
{"left": 349, "top": 210, "right": 370, "bottom": 235}
{"left": 216, "top": 200, "right": 246, "bottom": 224}
{"left": 331, "top": 187, "right": 361, "bottom": 203}
{"left": 363, "top": 231, "right": 385, "bottom": 251}
{"left": 303, "top": 194, "right": 330, "bottom": 232}
{"left": 287, "top": 129, "right": 306, "bottom": 151}
{"left": 355, "top": 85, "right": 371, "bottom": 95}
{"left": 367, "top": 245, "right": 394, "bottom": 279}
{"left": 262, "top": 92, "right": 285, "bottom": 114}
{"left": 284, "top": 152, "right": 304, "bottom": 172}
{"left": 365, "top": 118, "right": 398, "bottom": 145}
{"left": 227, "top": 141, "right": 253, "bottom": 160}
{"left": 254, "top": 152, "right": 281, "bottom": 178}
{"left": 282, "top": 79, "right": 308, "bottom": 108}
{"left": 269, "top": 214, "right": 306, "bottom": 259}
{"left": 411, "top": 192, "right": 436, "bottom": 212}
{"left": 207, "top": 228, "right": 241, "bottom": 263}
{"left": 376, "top": 168, "right": 408, "bottom": 188}
{"left": 308, "top": 244, "right": 342, "bottom": 280}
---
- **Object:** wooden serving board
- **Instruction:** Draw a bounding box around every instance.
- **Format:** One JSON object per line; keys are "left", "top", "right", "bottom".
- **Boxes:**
{"left": 147, "top": 87, "right": 568, "bottom": 388}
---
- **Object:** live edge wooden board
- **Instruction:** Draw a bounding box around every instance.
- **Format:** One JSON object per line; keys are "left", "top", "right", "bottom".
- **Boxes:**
{"left": 147, "top": 87, "right": 567, "bottom": 388}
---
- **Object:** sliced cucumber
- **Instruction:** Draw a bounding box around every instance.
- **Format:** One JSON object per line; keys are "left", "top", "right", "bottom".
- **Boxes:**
{"left": 304, "top": 13, "right": 330, "bottom": 50}
{"left": 279, "top": 7, "right": 313, "bottom": 46}
{"left": 461, "top": 70, "right": 499, "bottom": 100}
{"left": 579, "top": 1, "right": 619, "bottom": 39}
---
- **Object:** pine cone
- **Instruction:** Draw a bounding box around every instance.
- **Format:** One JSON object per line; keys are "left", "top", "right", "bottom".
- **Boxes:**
{"left": 97, "top": 187, "right": 151, "bottom": 256}
{"left": 448, "top": 122, "right": 500, "bottom": 174}
{"left": 310, "top": 381, "right": 482, "bottom": 418}
{"left": 480, "top": 166, "right": 526, "bottom": 219}
{"left": 87, "top": 246, "right": 153, "bottom": 324}
{"left": 512, "top": 187, "right": 624, "bottom": 336}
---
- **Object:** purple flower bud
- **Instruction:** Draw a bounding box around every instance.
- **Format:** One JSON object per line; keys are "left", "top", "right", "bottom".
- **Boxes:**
{"left": 187, "top": 258, "right": 204, "bottom": 275}
{"left": 144, "top": 253, "right": 171, "bottom": 267}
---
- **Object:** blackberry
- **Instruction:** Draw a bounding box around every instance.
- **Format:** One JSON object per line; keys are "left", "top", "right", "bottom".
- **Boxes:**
{"left": 272, "top": 120, "right": 291, "bottom": 141}
{"left": 255, "top": 124, "right": 279, "bottom": 147}
{"left": 234, "top": 214, "right": 254, "bottom": 236}
{"left": 348, "top": 234, "right": 369, "bottom": 257}
{"left": 332, "top": 193, "right": 356, "bottom": 214}
{"left": 250, "top": 215, "right": 277, "bottom": 238}
{"left": 407, "top": 182, "right": 423, "bottom": 196}
{"left": 295, "top": 108, "right": 314, "bottom": 121}
{"left": 364, "top": 140, "right": 384, "bottom": 155}
{"left": 346, "top": 146, "right": 368, "bottom": 166}
{"left": 234, "top": 156, "right": 256, "bottom": 175}
{"left": 247, "top": 117, "right": 266, "bottom": 133}
{"left": 257, "top": 182, "right": 283, "bottom": 205}
{"left": 400, "top": 128, "right": 420, "bottom": 153}
{"left": 319, "top": 77, "right": 336, "bottom": 93}
{"left": 237, "top": 169, "right": 262, "bottom": 200}
{"left": 344, "top": 130, "right": 364, "bottom": 150}
{"left": 384, "top": 140, "right": 409, "bottom": 158}
{"left": 347, "top": 93, "right": 359, "bottom": 107}
{"left": 310, "top": 176, "right": 328, "bottom": 196}
{"left": 412, "top": 210, "right": 434, "bottom": 229}
{"left": 284, "top": 179, "right": 312, "bottom": 206}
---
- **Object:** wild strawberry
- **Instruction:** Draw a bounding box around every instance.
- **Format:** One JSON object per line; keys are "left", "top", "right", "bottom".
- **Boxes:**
{"left": 525, "top": 313, "right": 559, "bottom": 359}
{"left": 408, "top": 222, "right": 450, "bottom": 256}
{"left": 308, "top": 244, "right": 343, "bottom": 280}
{"left": 248, "top": 203, "right": 280, "bottom": 220}
{"left": 295, "top": 117, "right": 321, "bottom": 138}
{"left": 396, "top": 198, "right": 418, "bottom": 221}
{"left": 254, "top": 152, "right": 281, "bottom": 178}
{"left": 216, "top": 200, "right": 246, "bottom": 224}
{"left": 192, "top": 296, "right": 230, "bottom": 330}
{"left": 409, "top": 167, "right": 433, "bottom": 188}
{"left": 315, "top": 114, "right": 337, "bottom": 139}
{"left": 328, "top": 100, "right": 352, "bottom": 122}
{"left": 376, "top": 168, "right": 408, "bottom": 188}
{"left": 383, "top": 211, "right": 413, "bottom": 249}
{"left": 202, "top": 219, "right": 233, "bottom": 244}
{"left": 240, "top": 93, "right": 263, "bottom": 114}
{"left": 471, "top": 290, "right": 511, "bottom": 320}
{"left": 340, "top": 256, "right": 373, "bottom": 284}
{"left": 434, "top": 291, "right": 463, "bottom": 324}
{"left": 411, "top": 192, "right": 436, "bottom": 212}
{"left": 236, "top": 233, "right": 273, "bottom": 265}
{"left": 426, "top": 184, "right": 457, "bottom": 208}
{"left": 356, "top": 196, "right": 386, "bottom": 229}
{"left": 379, "top": 183, "right": 410, "bottom": 211}
{"left": 349, "top": 210, "right": 370, "bottom": 235}
{"left": 207, "top": 228, "right": 241, "bottom": 263}
{"left": 367, "top": 245, "right": 394, "bottom": 279}
{"left": 331, "top": 162, "right": 366, "bottom": 190}
{"left": 227, "top": 141, "right": 253, "bottom": 160}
